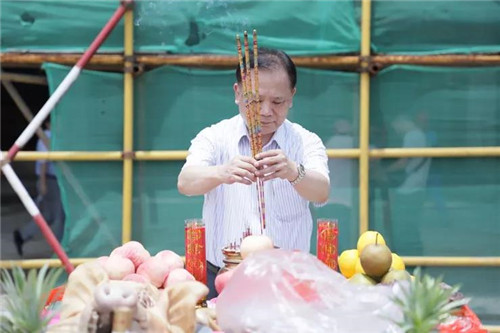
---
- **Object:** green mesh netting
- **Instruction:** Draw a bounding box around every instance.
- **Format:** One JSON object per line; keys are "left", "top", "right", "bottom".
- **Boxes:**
{"left": 4, "top": 0, "right": 500, "bottom": 54}
{"left": 1, "top": 0, "right": 359, "bottom": 54}
{"left": 370, "top": 66, "right": 500, "bottom": 148}
{"left": 370, "top": 0, "right": 500, "bottom": 54}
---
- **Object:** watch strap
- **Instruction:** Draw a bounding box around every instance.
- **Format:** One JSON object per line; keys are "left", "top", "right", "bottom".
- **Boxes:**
{"left": 290, "top": 163, "right": 305, "bottom": 186}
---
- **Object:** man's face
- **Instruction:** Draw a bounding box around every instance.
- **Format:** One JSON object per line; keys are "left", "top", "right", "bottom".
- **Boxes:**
{"left": 234, "top": 68, "right": 296, "bottom": 139}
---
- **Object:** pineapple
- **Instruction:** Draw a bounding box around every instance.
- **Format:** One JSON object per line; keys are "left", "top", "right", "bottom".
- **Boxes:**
{"left": 391, "top": 268, "right": 468, "bottom": 333}
{"left": 1, "top": 264, "right": 63, "bottom": 333}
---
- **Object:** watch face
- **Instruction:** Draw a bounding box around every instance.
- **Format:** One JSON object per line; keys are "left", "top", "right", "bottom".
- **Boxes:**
{"left": 299, "top": 164, "right": 305, "bottom": 176}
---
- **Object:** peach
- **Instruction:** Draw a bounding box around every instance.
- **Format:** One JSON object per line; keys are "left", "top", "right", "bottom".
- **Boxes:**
{"left": 95, "top": 256, "right": 109, "bottom": 268}
{"left": 103, "top": 256, "right": 135, "bottom": 280}
{"left": 240, "top": 235, "right": 274, "bottom": 259}
{"left": 214, "top": 269, "right": 235, "bottom": 294}
{"left": 123, "top": 273, "right": 150, "bottom": 284}
{"left": 137, "top": 256, "right": 171, "bottom": 288}
{"left": 110, "top": 242, "right": 151, "bottom": 269}
{"left": 155, "top": 250, "right": 184, "bottom": 270}
{"left": 163, "top": 268, "right": 195, "bottom": 288}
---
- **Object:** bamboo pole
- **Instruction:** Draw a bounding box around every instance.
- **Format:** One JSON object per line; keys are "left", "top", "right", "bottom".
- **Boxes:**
{"left": 402, "top": 256, "right": 500, "bottom": 267}
{"left": 1, "top": 151, "right": 123, "bottom": 161}
{"left": 1, "top": 72, "right": 47, "bottom": 85}
{"left": 2, "top": 255, "right": 498, "bottom": 270}
{"left": 4, "top": 146, "right": 500, "bottom": 161}
{"left": 121, "top": 6, "right": 134, "bottom": 244}
{"left": 326, "top": 149, "right": 360, "bottom": 158}
{"left": 0, "top": 53, "right": 124, "bottom": 66}
{"left": 134, "top": 151, "right": 188, "bottom": 160}
{"left": 0, "top": 53, "right": 358, "bottom": 68}
{"left": 370, "top": 147, "right": 500, "bottom": 158}
{"left": 3, "top": 53, "right": 500, "bottom": 68}
{"left": 0, "top": 258, "right": 93, "bottom": 269}
{"left": 372, "top": 54, "right": 500, "bottom": 66}
{"left": 137, "top": 54, "right": 360, "bottom": 68}
{"left": 483, "top": 326, "right": 500, "bottom": 333}
{"left": 358, "top": 0, "right": 372, "bottom": 235}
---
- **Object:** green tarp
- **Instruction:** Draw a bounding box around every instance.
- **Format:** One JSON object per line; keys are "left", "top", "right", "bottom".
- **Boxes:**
{"left": 3, "top": 0, "right": 500, "bottom": 54}
{"left": 1, "top": 0, "right": 359, "bottom": 55}
{"left": 370, "top": 1, "right": 500, "bottom": 54}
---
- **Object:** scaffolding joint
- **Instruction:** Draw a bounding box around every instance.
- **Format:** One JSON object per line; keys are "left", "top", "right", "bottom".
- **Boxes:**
{"left": 123, "top": 55, "right": 143, "bottom": 75}
{"left": 359, "top": 55, "right": 381, "bottom": 76}
{"left": 120, "top": 0, "right": 134, "bottom": 10}
{"left": 122, "top": 150, "right": 136, "bottom": 159}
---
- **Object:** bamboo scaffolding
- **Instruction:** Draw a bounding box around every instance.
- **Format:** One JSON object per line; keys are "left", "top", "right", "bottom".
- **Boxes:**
{"left": 2, "top": 53, "right": 500, "bottom": 68}
{"left": 2, "top": 255, "right": 498, "bottom": 270}
{"left": 0, "top": 258, "right": 93, "bottom": 269}
{"left": 370, "top": 147, "right": 500, "bottom": 158}
{"left": 135, "top": 151, "right": 188, "bottom": 160}
{"left": 483, "top": 326, "right": 500, "bottom": 333}
{"left": 402, "top": 256, "right": 500, "bottom": 267}
{"left": 372, "top": 54, "right": 500, "bottom": 66}
{"left": 122, "top": 7, "right": 134, "bottom": 244}
{"left": 3, "top": 80, "right": 121, "bottom": 249}
{"left": 359, "top": 0, "right": 372, "bottom": 235}
{"left": 0, "top": 1, "right": 132, "bottom": 275}
{"left": 1, "top": 72, "right": 47, "bottom": 85}
{"left": 4, "top": 146, "right": 500, "bottom": 161}
{"left": 1, "top": 151, "right": 123, "bottom": 161}
{"left": 4, "top": 4, "right": 130, "bottom": 163}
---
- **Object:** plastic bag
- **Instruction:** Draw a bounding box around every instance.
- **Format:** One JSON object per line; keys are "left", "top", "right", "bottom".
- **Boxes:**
{"left": 216, "top": 249, "right": 404, "bottom": 333}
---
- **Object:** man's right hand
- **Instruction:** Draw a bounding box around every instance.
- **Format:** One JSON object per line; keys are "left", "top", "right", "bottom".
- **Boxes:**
{"left": 218, "top": 155, "right": 258, "bottom": 185}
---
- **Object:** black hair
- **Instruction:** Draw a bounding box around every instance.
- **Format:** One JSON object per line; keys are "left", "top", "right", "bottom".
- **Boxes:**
{"left": 235, "top": 48, "right": 297, "bottom": 89}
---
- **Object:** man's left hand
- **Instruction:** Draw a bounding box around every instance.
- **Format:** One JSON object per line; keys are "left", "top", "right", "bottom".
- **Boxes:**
{"left": 254, "top": 149, "right": 298, "bottom": 182}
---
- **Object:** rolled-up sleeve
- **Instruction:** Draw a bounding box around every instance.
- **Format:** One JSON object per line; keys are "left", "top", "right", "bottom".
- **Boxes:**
{"left": 303, "top": 133, "right": 330, "bottom": 184}
{"left": 183, "top": 127, "right": 216, "bottom": 168}
{"left": 301, "top": 132, "right": 330, "bottom": 207}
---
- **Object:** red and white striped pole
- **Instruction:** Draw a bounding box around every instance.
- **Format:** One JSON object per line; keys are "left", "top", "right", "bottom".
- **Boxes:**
{"left": 5, "top": 0, "right": 132, "bottom": 162}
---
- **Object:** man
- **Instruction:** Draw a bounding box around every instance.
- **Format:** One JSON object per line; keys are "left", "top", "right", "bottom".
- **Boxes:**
{"left": 385, "top": 114, "right": 431, "bottom": 254}
{"left": 13, "top": 119, "right": 65, "bottom": 256}
{"left": 177, "top": 48, "right": 330, "bottom": 297}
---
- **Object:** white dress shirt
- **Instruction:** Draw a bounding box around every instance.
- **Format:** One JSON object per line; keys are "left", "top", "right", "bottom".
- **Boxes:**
{"left": 183, "top": 115, "right": 329, "bottom": 267}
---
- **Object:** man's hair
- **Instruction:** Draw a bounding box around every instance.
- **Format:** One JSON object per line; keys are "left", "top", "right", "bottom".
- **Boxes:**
{"left": 235, "top": 48, "right": 297, "bottom": 89}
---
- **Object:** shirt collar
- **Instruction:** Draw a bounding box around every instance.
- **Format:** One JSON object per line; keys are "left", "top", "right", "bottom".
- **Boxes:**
{"left": 236, "top": 115, "right": 288, "bottom": 150}
{"left": 236, "top": 115, "right": 248, "bottom": 142}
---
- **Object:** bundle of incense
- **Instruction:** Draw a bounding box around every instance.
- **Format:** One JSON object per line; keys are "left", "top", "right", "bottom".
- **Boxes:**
{"left": 236, "top": 30, "right": 266, "bottom": 233}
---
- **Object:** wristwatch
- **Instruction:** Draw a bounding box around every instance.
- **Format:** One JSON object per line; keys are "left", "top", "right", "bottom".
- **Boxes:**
{"left": 290, "top": 163, "right": 306, "bottom": 186}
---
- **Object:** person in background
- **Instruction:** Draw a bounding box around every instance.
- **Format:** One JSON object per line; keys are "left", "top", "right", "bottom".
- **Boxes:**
{"left": 177, "top": 48, "right": 330, "bottom": 298}
{"left": 385, "top": 114, "right": 431, "bottom": 254}
{"left": 325, "top": 119, "right": 356, "bottom": 249}
{"left": 13, "top": 119, "right": 65, "bottom": 256}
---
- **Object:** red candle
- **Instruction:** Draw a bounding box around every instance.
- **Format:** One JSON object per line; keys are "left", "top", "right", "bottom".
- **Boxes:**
{"left": 317, "top": 218, "right": 339, "bottom": 271}
{"left": 185, "top": 219, "right": 207, "bottom": 285}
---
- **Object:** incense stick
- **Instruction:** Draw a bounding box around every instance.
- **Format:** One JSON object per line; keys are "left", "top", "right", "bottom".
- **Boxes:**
{"left": 252, "top": 30, "right": 266, "bottom": 231}
{"left": 236, "top": 30, "right": 266, "bottom": 232}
